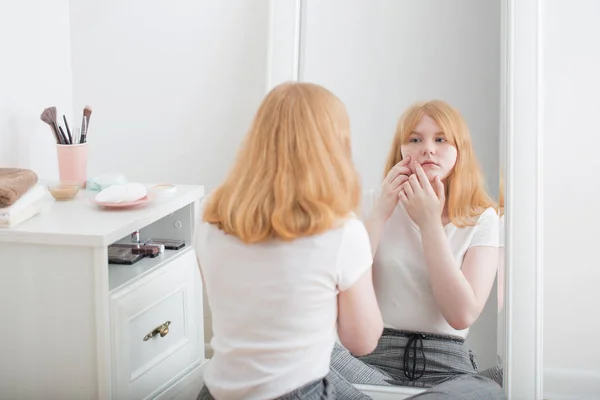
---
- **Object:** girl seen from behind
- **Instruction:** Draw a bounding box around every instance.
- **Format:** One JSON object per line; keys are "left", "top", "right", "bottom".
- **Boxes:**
{"left": 194, "top": 82, "right": 384, "bottom": 400}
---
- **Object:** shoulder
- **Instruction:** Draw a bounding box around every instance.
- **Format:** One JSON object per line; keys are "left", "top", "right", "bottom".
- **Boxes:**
{"left": 468, "top": 207, "right": 499, "bottom": 247}
{"left": 336, "top": 213, "right": 369, "bottom": 240}
{"left": 194, "top": 192, "right": 209, "bottom": 217}
{"left": 328, "top": 214, "right": 370, "bottom": 255}
{"left": 476, "top": 207, "right": 499, "bottom": 225}
{"left": 194, "top": 194, "right": 213, "bottom": 245}
{"left": 195, "top": 195, "right": 211, "bottom": 227}
{"left": 472, "top": 207, "right": 499, "bottom": 235}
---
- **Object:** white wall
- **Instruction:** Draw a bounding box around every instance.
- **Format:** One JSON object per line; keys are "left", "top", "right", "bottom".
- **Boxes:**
{"left": 0, "top": 0, "right": 272, "bottom": 354}
{"left": 297, "top": 0, "right": 501, "bottom": 370}
{"left": 300, "top": 0, "right": 500, "bottom": 195}
{"left": 543, "top": 1, "right": 600, "bottom": 398}
{"left": 1, "top": 0, "right": 270, "bottom": 362}
{"left": 69, "top": 0, "right": 270, "bottom": 191}
{"left": 0, "top": 0, "right": 73, "bottom": 177}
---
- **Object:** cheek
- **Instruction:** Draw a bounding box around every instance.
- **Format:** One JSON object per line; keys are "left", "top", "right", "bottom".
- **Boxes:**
{"left": 400, "top": 148, "right": 417, "bottom": 174}
{"left": 441, "top": 146, "right": 458, "bottom": 168}
{"left": 400, "top": 147, "right": 416, "bottom": 161}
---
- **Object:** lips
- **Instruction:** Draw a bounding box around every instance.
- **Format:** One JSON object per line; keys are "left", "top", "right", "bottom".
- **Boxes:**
{"left": 420, "top": 161, "right": 438, "bottom": 167}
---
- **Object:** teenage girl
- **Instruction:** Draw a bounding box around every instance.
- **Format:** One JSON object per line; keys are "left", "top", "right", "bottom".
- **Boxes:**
{"left": 330, "top": 100, "right": 504, "bottom": 398}
{"left": 194, "top": 82, "right": 383, "bottom": 400}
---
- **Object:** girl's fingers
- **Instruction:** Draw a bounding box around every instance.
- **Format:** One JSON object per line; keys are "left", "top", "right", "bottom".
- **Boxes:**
{"left": 398, "top": 189, "right": 409, "bottom": 205}
{"left": 414, "top": 162, "right": 435, "bottom": 194}
{"left": 385, "top": 157, "right": 412, "bottom": 184}
{"left": 390, "top": 173, "right": 409, "bottom": 190}
{"left": 408, "top": 173, "right": 422, "bottom": 193}
{"left": 402, "top": 181, "right": 414, "bottom": 198}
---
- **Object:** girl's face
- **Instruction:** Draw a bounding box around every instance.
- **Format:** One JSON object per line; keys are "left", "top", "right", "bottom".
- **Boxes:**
{"left": 401, "top": 114, "right": 458, "bottom": 182}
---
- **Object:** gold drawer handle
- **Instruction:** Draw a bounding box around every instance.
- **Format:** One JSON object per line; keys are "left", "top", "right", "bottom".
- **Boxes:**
{"left": 143, "top": 321, "right": 171, "bottom": 341}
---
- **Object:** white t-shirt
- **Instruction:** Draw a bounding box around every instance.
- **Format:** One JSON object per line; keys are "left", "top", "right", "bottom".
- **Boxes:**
{"left": 362, "top": 189, "right": 499, "bottom": 339}
{"left": 194, "top": 199, "right": 373, "bottom": 400}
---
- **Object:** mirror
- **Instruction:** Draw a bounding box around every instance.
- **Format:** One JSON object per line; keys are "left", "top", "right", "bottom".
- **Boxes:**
{"left": 277, "top": 0, "right": 506, "bottom": 396}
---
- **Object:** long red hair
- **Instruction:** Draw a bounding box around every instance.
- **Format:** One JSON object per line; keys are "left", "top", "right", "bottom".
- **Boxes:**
{"left": 203, "top": 82, "right": 362, "bottom": 243}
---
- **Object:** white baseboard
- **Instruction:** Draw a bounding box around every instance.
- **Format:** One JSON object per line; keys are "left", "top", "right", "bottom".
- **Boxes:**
{"left": 544, "top": 368, "right": 600, "bottom": 400}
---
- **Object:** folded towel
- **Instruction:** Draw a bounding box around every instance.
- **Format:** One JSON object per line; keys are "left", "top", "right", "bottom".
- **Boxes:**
{"left": 0, "top": 199, "right": 45, "bottom": 228}
{"left": 0, "top": 200, "right": 45, "bottom": 228}
{"left": 0, "top": 184, "right": 48, "bottom": 219}
{"left": 0, "top": 168, "right": 38, "bottom": 207}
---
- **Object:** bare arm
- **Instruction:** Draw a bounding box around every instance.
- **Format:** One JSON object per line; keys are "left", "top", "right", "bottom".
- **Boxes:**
{"left": 364, "top": 213, "right": 387, "bottom": 256}
{"left": 337, "top": 267, "right": 384, "bottom": 356}
{"left": 420, "top": 223, "right": 499, "bottom": 330}
{"left": 497, "top": 247, "right": 505, "bottom": 313}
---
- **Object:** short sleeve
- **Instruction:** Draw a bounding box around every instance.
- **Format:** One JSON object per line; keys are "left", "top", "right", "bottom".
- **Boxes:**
{"left": 359, "top": 188, "right": 379, "bottom": 222}
{"left": 469, "top": 207, "right": 500, "bottom": 248}
{"left": 336, "top": 218, "right": 373, "bottom": 291}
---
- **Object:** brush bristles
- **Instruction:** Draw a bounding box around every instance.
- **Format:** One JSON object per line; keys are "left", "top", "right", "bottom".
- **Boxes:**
{"left": 41, "top": 107, "right": 61, "bottom": 144}
{"left": 40, "top": 107, "right": 57, "bottom": 125}
{"left": 84, "top": 106, "right": 92, "bottom": 117}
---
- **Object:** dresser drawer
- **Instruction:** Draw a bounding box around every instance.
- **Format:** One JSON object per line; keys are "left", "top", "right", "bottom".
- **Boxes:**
{"left": 110, "top": 249, "right": 204, "bottom": 399}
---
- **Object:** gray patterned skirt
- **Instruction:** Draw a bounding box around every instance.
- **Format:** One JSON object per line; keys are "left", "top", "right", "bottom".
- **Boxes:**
{"left": 330, "top": 328, "right": 503, "bottom": 394}
{"left": 196, "top": 329, "right": 504, "bottom": 400}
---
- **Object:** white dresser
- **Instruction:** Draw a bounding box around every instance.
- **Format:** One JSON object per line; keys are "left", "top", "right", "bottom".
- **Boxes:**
{"left": 0, "top": 185, "right": 207, "bottom": 400}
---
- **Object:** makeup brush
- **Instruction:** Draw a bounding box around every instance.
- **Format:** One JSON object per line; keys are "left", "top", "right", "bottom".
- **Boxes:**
{"left": 80, "top": 106, "right": 92, "bottom": 144}
{"left": 58, "top": 125, "right": 69, "bottom": 145}
{"left": 62, "top": 115, "right": 73, "bottom": 144}
{"left": 40, "top": 107, "right": 62, "bottom": 144}
{"left": 74, "top": 127, "right": 81, "bottom": 145}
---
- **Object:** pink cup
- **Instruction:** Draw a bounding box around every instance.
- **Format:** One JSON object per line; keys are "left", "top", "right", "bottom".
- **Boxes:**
{"left": 56, "top": 143, "right": 88, "bottom": 188}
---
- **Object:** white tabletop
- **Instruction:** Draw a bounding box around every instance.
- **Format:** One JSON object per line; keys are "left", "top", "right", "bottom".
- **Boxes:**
{"left": 0, "top": 185, "right": 205, "bottom": 247}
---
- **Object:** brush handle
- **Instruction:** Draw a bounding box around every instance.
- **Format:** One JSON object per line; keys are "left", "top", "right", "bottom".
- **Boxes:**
{"left": 62, "top": 115, "right": 73, "bottom": 144}
{"left": 80, "top": 114, "right": 86, "bottom": 143}
{"left": 48, "top": 123, "right": 60, "bottom": 144}
{"left": 52, "top": 122, "right": 64, "bottom": 144}
{"left": 80, "top": 116, "right": 89, "bottom": 143}
{"left": 74, "top": 127, "right": 81, "bottom": 144}
{"left": 58, "top": 126, "right": 68, "bottom": 145}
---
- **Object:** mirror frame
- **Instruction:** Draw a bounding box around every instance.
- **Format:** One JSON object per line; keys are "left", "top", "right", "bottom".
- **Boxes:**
{"left": 502, "top": 0, "right": 544, "bottom": 398}
{"left": 266, "top": 0, "right": 544, "bottom": 399}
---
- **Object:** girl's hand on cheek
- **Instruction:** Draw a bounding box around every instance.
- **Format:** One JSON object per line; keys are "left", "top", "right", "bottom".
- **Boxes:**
{"left": 398, "top": 162, "right": 445, "bottom": 229}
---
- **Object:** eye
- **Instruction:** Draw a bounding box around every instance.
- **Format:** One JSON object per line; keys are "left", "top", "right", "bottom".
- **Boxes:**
{"left": 435, "top": 137, "right": 447, "bottom": 143}
{"left": 408, "top": 137, "right": 420, "bottom": 143}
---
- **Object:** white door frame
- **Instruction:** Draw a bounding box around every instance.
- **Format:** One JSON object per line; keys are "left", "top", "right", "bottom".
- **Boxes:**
{"left": 502, "top": 0, "right": 544, "bottom": 399}
{"left": 266, "top": 1, "right": 544, "bottom": 398}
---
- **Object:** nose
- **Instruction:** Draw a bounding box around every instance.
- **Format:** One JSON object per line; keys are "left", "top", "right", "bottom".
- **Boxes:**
{"left": 421, "top": 140, "right": 435, "bottom": 155}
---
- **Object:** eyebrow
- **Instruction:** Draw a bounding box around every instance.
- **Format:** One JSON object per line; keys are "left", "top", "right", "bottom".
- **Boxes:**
{"left": 410, "top": 131, "right": 445, "bottom": 135}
